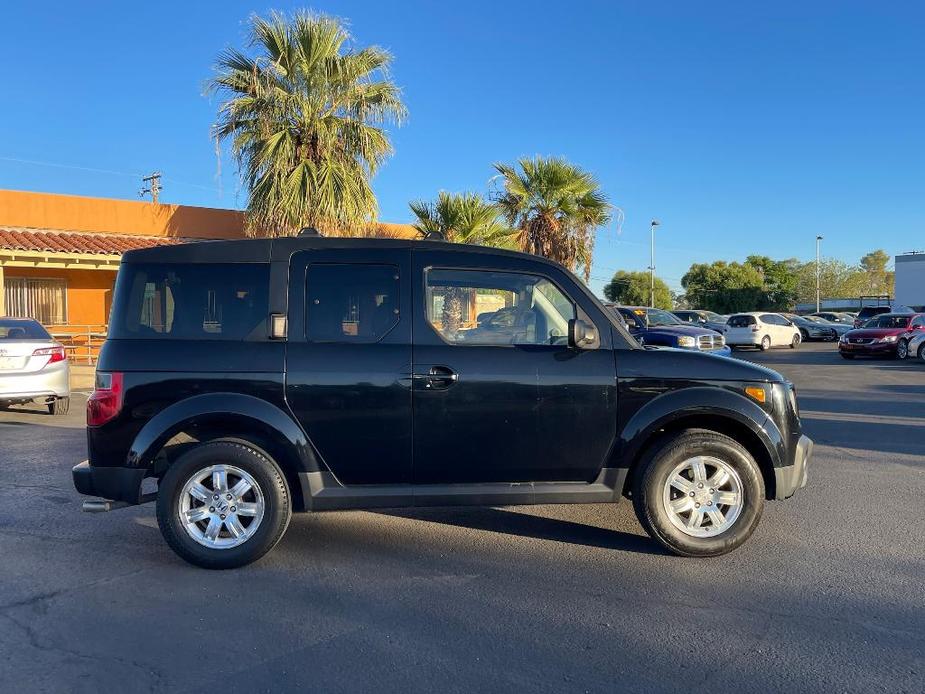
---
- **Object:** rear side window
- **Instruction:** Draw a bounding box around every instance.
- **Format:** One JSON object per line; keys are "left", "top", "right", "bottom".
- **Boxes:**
{"left": 728, "top": 315, "right": 756, "bottom": 328}
{"left": 306, "top": 264, "right": 399, "bottom": 342}
{"left": 110, "top": 263, "right": 269, "bottom": 340}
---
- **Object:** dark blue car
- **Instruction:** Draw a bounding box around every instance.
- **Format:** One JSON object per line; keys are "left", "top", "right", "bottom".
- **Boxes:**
{"left": 609, "top": 305, "right": 731, "bottom": 357}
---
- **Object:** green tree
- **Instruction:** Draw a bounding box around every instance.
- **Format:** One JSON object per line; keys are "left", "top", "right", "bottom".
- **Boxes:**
{"left": 409, "top": 192, "right": 514, "bottom": 247}
{"left": 409, "top": 192, "right": 515, "bottom": 336}
{"left": 492, "top": 156, "right": 611, "bottom": 282}
{"left": 744, "top": 255, "right": 800, "bottom": 310}
{"left": 603, "top": 270, "right": 672, "bottom": 309}
{"left": 859, "top": 249, "right": 894, "bottom": 297}
{"left": 793, "top": 258, "right": 865, "bottom": 304}
{"left": 681, "top": 261, "right": 766, "bottom": 313}
{"left": 209, "top": 11, "right": 406, "bottom": 236}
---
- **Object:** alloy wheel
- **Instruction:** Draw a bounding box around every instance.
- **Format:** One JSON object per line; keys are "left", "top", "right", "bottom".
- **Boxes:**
{"left": 897, "top": 340, "right": 908, "bottom": 359}
{"left": 178, "top": 464, "right": 265, "bottom": 549}
{"left": 662, "top": 456, "right": 744, "bottom": 538}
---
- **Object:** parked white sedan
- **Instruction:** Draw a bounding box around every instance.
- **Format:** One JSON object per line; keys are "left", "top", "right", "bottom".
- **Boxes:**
{"left": 0, "top": 317, "right": 71, "bottom": 415}
{"left": 724, "top": 312, "right": 801, "bottom": 351}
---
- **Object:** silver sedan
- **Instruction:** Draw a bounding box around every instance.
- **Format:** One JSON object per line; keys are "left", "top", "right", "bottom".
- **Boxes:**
{"left": 0, "top": 318, "right": 71, "bottom": 415}
{"left": 906, "top": 330, "right": 925, "bottom": 362}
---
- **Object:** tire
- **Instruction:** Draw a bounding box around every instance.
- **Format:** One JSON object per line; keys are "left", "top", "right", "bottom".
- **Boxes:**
{"left": 156, "top": 439, "right": 292, "bottom": 569}
{"left": 632, "top": 429, "right": 765, "bottom": 557}
{"left": 919, "top": 343, "right": 925, "bottom": 362}
{"left": 790, "top": 333, "right": 801, "bottom": 349}
{"left": 48, "top": 397, "right": 69, "bottom": 416}
{"left": 841, "top": 353, "right": 855, "bottom": 360}
{"left": 760, "top": 335, "right": 771, "bottom": 351}
{"left": 896, "top": 340, "right": 909, "bottom": 360}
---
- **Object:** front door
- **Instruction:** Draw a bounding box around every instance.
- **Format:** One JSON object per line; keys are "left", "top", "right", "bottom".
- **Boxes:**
{"left": 410, "top": 250, "right": 617, "bottom": 484}
{"left": 285, "top": 249, "right": 413, "bottom": 485}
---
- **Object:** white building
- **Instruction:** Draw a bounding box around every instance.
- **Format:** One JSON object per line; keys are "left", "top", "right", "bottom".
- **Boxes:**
{"left": 894, "top": 253, "right": 925, "bottom": 309}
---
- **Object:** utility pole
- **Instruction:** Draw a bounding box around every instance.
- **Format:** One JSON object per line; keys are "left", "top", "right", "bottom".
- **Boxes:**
{"left": 140, "top": 172, "right": 162, "bottom": 204}
{"left": 649, "top": 219, "right": 661, "bottom": 307}
{"left": 815, "top": 235, "right": 824, "bottom": 312}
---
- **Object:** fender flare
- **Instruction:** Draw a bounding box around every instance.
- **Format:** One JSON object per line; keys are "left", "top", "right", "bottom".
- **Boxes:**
{"left": 126, "top": 393, "right": 321, "bottom": 475}
{"left": 617, "top": 386, "right": 785, "bottom": 471}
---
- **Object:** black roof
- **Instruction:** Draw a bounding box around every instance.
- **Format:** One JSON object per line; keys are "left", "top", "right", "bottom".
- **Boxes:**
{"left": 121, "top": 236, "right": 554, "bottom": 267}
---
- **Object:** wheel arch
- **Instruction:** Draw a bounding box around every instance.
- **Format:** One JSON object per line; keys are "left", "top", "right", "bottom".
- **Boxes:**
{"left": 618, "top": 389, "right": 783, "bottom": 501}
{"left": 127, "top": 393, "right": 321, "bottom": 511}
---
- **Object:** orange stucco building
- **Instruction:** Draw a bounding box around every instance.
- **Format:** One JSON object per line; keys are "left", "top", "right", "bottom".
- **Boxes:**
{"left": 0, "top": 189, "right": 415, "bottom": 336}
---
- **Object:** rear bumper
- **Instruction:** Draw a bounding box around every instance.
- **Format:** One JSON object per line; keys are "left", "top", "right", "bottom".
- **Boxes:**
{"left": 73, "top": 460, "right": 146, "bottom": 504}
{"left": 774, "top": 435, "right": 812, "bottom": 500}
{"left": 0, "top": 363, "right": 70, "bottom": 401}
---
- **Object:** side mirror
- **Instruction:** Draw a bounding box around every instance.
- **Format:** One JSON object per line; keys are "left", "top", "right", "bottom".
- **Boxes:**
{"left": 568, "top": 318, "right": 598, "bottom": 349}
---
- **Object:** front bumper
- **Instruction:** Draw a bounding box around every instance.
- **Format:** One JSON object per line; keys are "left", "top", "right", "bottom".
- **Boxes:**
{"left": 774, "top": 435, "right": 812, "bottom": 500}
{"left": 73, "top": 461, "right": 146, "bottom": 504}
{"left": 838, "top": 342, "right": 896, "bottom": 356}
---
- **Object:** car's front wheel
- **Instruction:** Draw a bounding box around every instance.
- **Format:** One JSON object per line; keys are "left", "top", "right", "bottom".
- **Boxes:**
{"left": 156, "top": 440, "right": 292, "bottom": 569}
{"left": 919, "top": 343, "right": 925, "bottom": 362}
{"left": 790, "top": 333, "right": 801, "bottom": 349}
{"left": 632, "top": 430, "right": 765, "bottom": 557}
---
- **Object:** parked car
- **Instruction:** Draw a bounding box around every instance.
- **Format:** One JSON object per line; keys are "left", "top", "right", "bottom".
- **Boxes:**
{"left": 781, "top": 314, "right": 838, "bottom": 342}
{"left": 839, "top": 313, "right": 925, "bottom": 359}
{"left": 72, "top": 237, "right": 811, "bottom": 568}
{"left": 0, "top": 317, "right": 70, "bottom": 415}
{"left": 905, "top": 329, "right": 925, "bottom": 362}
{"left": 671, "top": 309, "right": 729, "bottom": 334}
{"left": 724, "top": 312, "right": 802, "bottom": 350}
{"left": 804, "top": 316, "right": 853, "bottom": 338}
{"left": 809, "top": 312, "right": 853, "bottom": 325}
{"left": 853, "top": 305, "right": 913, "bottom": 328}
{"left": 609, "top": 306, "right": 730, "bottom": 356}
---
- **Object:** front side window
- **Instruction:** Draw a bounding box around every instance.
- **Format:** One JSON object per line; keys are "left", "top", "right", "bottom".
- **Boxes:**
{"left": 306, "top": 264, "right": 399, "bottom": 343}
{"left": 111, "top": 263, "right": 268, "bottom": 340}
{"left": 426, "top": 269, "right": 575, "bottom": 346}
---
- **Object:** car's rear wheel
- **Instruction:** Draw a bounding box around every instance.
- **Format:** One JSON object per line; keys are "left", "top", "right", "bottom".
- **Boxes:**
{"left": 156, "top": 439, "right": 292, "bottom": 569}
{"left": 760, "top": 335, "right": 771, "bottom": 351}
{"left": 48, "top": 397, "right": 69, "bottom": 416}
{"left": 896, "top": 339, "right": 909, "bottom": 360}
{"left": 918, "top": 343, "right": 925, "bottom": 362}
{"left": 632, "top": 429, "right": 765, "bottom": 557}
{"left": 790, "top": 333, "right": 801, "bottom": 349}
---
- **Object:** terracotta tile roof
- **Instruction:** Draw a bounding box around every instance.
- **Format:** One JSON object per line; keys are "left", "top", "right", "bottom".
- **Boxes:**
{"left": 0, "top": 228, "right": 191, "bottom": 255}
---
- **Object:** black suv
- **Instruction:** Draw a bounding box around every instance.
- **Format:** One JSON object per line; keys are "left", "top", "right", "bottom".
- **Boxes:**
{"left": 73, "top": 237, "right": 811, "bottom": 568}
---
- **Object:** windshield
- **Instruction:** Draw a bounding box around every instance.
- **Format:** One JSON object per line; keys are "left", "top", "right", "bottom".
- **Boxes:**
{"left": 863, "top": 315, "right": 911, "bottom": 329}
{"left": 645, "top": 308, "right": 683, "bottom": 326}
{"left": 703, "top": 311, "right": 723, "bottom": 321}
{"left": 0, "top": 319, "right": 51, "bottom": 340}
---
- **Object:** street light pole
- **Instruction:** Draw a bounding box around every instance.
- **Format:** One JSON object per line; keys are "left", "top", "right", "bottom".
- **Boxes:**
{"left": 815, "top": 235, "right": 824, "bottom": 313}
{"left": 649, "top": 219, "right": 660, "bottom": 306}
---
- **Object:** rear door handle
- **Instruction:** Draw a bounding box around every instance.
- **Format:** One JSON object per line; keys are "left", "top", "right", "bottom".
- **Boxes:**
{"left": 412, "top": 365, "right": 458, "bottom": 389}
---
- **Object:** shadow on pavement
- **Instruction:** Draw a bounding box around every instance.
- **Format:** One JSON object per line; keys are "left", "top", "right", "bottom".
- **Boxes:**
{"left": 373, "top": 506, "right": 667, "bottom": 556}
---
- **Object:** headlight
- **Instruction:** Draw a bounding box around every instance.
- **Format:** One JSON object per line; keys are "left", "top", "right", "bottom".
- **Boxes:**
{"left": 876, "top": 335, "right": 898, "bottom": 343}
{"left": 677, "top": 336, "right": 697, "bottom": 348}
{"left": 839, "top": 334, "right": 848, "bottom": 343}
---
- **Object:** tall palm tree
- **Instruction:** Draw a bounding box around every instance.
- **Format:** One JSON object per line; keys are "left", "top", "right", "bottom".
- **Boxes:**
{"left": 409, "top": 192, "right": 515, "bottom": 337}
{"left": 492, "top": 157, "right": 611, "bottom": 281}
{"left": 209, "top": 11, "right": 406, "bottom": 236}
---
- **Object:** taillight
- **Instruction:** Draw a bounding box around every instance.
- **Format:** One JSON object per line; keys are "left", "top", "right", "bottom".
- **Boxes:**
{"left": 33, "top": 346, "right": 67, "bottom": 364}
{"left": 87, "top": 372, "right": 124, "bottom": 427}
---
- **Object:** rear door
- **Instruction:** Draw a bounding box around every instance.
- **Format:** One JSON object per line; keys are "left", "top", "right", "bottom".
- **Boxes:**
{"left": 285, "top": 249, "right": 413, "bottom": 485}
{"left": 410, "top": 250, "right": 617, "bottom": 484}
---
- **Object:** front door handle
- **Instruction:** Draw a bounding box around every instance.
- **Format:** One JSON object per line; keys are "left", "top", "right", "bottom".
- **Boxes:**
{"left": 413, "top": 365, "right": 458, "bottom": 389}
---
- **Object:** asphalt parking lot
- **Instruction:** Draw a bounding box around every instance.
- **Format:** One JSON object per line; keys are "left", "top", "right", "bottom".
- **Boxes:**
{"left": 1, "top": 342, "right": 923, "bottom": 693}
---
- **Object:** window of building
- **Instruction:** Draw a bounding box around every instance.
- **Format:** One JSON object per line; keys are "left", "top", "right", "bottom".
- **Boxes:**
{"left": 425, "top": 269, "right": 575, "bottom": 346}
{"left": 306, "top": 264, "right": 400, "bottom": 342}
{"left": 4, "top": 277, "right": 67, "bottom": 325}
{"left": 109, "top": 263, "right": 269, "bottom": 340}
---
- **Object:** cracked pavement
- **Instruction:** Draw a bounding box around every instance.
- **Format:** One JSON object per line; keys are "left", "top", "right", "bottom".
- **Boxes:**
{"left": 0, "top": 342, "right": 923, "bottom": 692}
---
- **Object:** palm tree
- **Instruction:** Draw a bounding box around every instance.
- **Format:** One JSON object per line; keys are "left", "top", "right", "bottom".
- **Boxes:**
{"left": 492, "top": 156, "right": 611, "bottom": 281}
{"left": 409, "top": 192, "right": 515, "bottom": 337}
{"left": 208, "top": 11, "right": 406, "bottom": 236}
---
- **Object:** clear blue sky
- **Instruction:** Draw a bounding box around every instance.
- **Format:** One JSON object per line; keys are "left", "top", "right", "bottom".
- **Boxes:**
{"left": 1, "top": 1, "right": 922, "bottom": 295}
